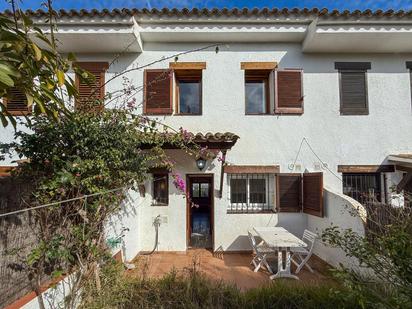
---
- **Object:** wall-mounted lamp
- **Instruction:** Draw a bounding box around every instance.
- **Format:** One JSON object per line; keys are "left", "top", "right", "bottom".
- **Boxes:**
{"left": 196, "top": 158, "right": 207, "bottom": 171}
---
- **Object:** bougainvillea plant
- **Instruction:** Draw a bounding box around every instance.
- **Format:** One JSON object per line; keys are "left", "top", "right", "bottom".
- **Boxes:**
{"left": 0, "top": 3, "right": 221, "bottom": 307}
{"left": 1, "top": 108, "right": 216, "bottom": 308}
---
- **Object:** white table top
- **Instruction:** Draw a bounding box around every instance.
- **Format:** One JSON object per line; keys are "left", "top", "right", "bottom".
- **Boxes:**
{"left": 254, "top": 227, "right": 307, "bottom": 248}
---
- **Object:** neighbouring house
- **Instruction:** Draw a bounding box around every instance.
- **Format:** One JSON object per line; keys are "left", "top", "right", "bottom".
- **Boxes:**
{"left": 1, "top": 7, "right": 412, "bottom": 271}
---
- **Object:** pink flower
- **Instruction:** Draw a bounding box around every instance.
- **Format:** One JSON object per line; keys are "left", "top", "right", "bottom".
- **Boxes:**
{"left": 171, "top": 172, "right": 186, "bottom": 193}
{"left": 179, "top": 127, "right": 193, "bottom": 143}
{"left": 217, "top": 153, "right": 226, "bottom": 162}
{"left": 199, "top": 146, "right": 209, "bottom": 158}
{"left": 127, "top": 98, "right": 136, "bottom": 108}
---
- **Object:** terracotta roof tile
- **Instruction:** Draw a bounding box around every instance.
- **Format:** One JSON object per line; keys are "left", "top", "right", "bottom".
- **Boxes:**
{"left": 2, "top": 7, "right": 412, "bottom": 19}
{"left": 193, "top": 132, "right": 239, "bottom": 144}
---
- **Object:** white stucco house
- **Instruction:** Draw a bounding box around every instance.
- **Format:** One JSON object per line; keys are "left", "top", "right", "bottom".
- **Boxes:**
{"left": 2, "top": 7, "right": 412, "bottom": 269}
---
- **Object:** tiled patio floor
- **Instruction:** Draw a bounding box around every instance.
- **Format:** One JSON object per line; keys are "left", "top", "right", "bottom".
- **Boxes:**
{"left": 130, "top": 249, "right": 334, "bottom": 290}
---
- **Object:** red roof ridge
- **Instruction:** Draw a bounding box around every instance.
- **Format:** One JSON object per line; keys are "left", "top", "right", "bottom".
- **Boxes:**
{"left": 2, "top": 7, "right": 412, "bottom": 19}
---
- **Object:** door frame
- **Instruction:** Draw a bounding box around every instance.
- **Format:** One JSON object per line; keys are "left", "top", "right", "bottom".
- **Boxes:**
{"left": 186, "top": 173, "right": 214, "bottom": 250}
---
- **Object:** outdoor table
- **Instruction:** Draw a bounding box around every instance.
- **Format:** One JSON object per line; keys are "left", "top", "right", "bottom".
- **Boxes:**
{"left": 253, "top": 227, "right": 307, "bottom": 280}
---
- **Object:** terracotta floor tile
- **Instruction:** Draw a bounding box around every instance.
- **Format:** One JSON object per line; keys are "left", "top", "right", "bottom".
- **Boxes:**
{"left": 130, "top": 249, "right": 334, "bottom": 290}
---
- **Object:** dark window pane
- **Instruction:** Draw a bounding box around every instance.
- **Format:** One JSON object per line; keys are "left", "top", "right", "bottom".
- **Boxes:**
{"left": 230, "top": 178, "right": 247, "bottom": 203}
{"left": 153, "top": 174, "right": 168, "bottom": 205}
{"left": 200, "top": 183, "right": 209, "bottom": 197}
{"left": 342, "top": 173, "right": 381, "bottom": 204}
{"left": 192, "top": 183, "right": 200, "bottom": 198}
{"left": 250, "top": 178, "right": 266, "bottom": 204}
{"left": 179, "top": 81, "right": 200, "bottom": 114}
{"left": 246, "top": 81, "right": 266, "bottom": 114}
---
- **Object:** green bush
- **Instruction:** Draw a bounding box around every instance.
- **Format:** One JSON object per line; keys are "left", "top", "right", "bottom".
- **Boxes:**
{"left": 80, "top": 261, "right": 361, "bottom": 309}
{"left": 322, "top": 201, "right": 412, "bottom": 309}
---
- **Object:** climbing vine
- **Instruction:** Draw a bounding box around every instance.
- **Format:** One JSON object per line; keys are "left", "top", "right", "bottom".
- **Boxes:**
{"left": 0, "top": 3, "right": 218, "bottom": 308}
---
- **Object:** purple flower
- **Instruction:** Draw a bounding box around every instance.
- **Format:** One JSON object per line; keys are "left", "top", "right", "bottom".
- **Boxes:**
{"left": 172, "top": 172, "right": 186, "bottom": 193}
{"left": 179, "top": 127, "right": 193, "bottom": 143}
{"left": 127, "top": 97, "right": 136, "bottom": 108}
{"left": 217, "top": 153, "right": 226, "bottom": 162}
{"left": 199, "top": 146, "right": 209, "bottom": 158}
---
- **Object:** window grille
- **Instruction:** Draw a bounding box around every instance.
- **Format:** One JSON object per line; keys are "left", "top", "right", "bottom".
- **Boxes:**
{"left": 343, "top": 173, "right": 381, "bottom": 204}
{"left": 152, "top": 174, "right": 168, "bottom": 205}
{"left": 227, "top": 173, "right": 275, "bottom": 213}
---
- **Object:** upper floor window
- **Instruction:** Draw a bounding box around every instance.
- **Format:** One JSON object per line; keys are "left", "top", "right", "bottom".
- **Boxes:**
{"left": 241, "top": 62, "right": 275, "bottom": 115}
{"left": 74, "top": 62, "right": 109, "bottom": 112}
{"left": 406, "top": 61, "right": 412, "bottom": 112}
{"left": 143, "top": 62, "right": 205, "bottom": 115}
{"left": 335, "top": 62, "right": 371, "bottom": 115}
{"left": 241, "top": 62, "right": 304, "bottom": 115}
{"left": 3, "top": 87, "right": 30, "bottom": 116}
{"left": 144, "top": 69, "right": 173, "bottom": 115}
{"left": 175, "top": 70, "right": 202, "bottom": 115}
{"left": 245, "top": 70, "right": 270, "bottom": 114}
{"left": 274, "top": 69, "right": 304, "bottom": 115}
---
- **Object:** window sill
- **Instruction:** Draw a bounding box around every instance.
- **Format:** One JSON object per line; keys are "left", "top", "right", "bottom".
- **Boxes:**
{"left": 151, "top": 203, "right": 168, "bottom": 207}
{"left": 274, "top": 110, "right": 304, "bottom": 115}
{"left": 143, "top": 113, "right": 173, "bottom": 116}
{"left": 6, "top": 111, "right": 31, "bottom": 116}
{"left": 340, "top": 111, "right": 369, "bottom": 116}
{"left": 245, "top": 113, "right": 272, "bottom": 116}
{"left": 227, "top": 210, "right": 276, "bottom": 214}
{"left": 174, "top": 113, "right": 202, "bottom": 116}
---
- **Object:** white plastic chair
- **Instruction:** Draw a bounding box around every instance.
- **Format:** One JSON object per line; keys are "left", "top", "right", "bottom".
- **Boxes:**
{"left": 290, "top": 229, "right": 317, "bottom": 274}
{"left": 248, "top": 231, "right": 276, "bottom": 273}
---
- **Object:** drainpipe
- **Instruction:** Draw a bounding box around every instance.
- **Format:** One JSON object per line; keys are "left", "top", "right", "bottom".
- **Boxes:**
{"left": 383, "top": 173, "right": 388, "bottom": 204}
{"left": 219, "top": 150, "right": 227, "bottom": 198}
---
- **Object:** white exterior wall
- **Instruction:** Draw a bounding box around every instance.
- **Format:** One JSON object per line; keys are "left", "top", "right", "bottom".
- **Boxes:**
{"left": 1, "top": 42, "right": 412, "bottom": 255}
{"left": 137, "top": 150, "right": 308, "bottom": 252}
{"left": 123, "top": 43, "right": 411, "bottom": 252}
{"left": 105, "top": 189, "right": 142, "bottom": 261}
{"left": 308, "top": 187, "right": 366, "bottom": 268}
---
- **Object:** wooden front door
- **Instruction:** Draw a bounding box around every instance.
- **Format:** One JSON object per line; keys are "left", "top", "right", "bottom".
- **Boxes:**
{"left": 187, "top": 175, "right": 213, "bottom": 249}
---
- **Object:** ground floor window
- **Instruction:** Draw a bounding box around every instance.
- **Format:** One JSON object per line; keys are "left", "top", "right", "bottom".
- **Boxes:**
{"left": 152, "top": 173, "right": 168, "bottom": 205}
{"left": 342, "top": 173, "right": 381, "bottom": 204}
{"left": 227, "top": 174, "right": 275, "bottom": 213}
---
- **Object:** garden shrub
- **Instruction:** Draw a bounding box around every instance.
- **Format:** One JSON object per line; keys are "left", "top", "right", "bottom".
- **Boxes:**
{"left": 80, "top": 260, "right": 361, "bottom": 309}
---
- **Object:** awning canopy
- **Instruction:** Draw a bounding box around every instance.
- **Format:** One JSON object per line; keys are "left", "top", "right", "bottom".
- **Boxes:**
{"left": 140, "top": 132, "right": 239, "bottom": 151}
{"left": 191, "top": 132, "right": 239, "bottom": 150}
{"left": 388, "top": 154, "right": 412, "bottom": 192}
{"left": 388, "top": 154, "right": 412, "bottom": 171}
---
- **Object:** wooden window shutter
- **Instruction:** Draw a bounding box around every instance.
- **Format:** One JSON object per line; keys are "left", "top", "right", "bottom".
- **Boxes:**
{"left": 275, "top": 69, "right": 304, "bottom": 114}
{"left": 75, "top": 62, "right": 108, "bottom": 111}
{"left": 339, "top": 71, "right": 368, "bottom": 115}
{"left": 303, "top": 172, "right": 324, "bottom": 217}
{"left": 144, "top": 69, "right": 173, "bottom": 115}
{"left": 276, "top": 174, "right": 302, "bottom": 212}
{"left": 3, "top": 87, "right": 30, "bottom": 115}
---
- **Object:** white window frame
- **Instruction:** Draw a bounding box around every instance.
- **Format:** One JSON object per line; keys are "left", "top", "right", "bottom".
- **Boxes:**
{"left": 227, "top": 173, "right": 274, "bottom": 213}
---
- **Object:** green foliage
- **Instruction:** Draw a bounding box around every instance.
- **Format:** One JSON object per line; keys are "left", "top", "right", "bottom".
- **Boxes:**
{"left": 0, "top": 9, "right": 83, "bottom": 127}
{"left": 322, "top": 204, "right": 412, "bottom": 309}
{"left": 0, "top": 109, "right": 194, "bottom": 305}
{"left": 5, "top": 110, "right": 184, "bottom": 193}
{"left": 80, "top": 261, "right": 360, "bottom": 309}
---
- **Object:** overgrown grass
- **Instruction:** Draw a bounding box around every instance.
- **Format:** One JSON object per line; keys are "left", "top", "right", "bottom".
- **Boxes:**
{"left": 80, "top": 260, "right": 361, "bottom": 309}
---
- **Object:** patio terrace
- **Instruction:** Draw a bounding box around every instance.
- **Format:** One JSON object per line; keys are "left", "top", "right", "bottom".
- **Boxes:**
{"left": 130, "top": 249, "right": 334, "bottom": 290}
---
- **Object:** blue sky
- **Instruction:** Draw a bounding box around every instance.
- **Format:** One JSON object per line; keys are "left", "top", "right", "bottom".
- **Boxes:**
{"left": 2, "top": 0, "right": 412, "bottom": 11}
